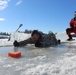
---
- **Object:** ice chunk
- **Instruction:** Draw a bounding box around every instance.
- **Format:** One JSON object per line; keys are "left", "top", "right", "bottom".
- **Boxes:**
{"left": 0, "top": 32, "right": 31, "bottom": 46}
{"left": 56, "top": 31, "right": 68, "bottom": 41}
{"left": 10, "top": 32, "right": 31, "bottom": 42}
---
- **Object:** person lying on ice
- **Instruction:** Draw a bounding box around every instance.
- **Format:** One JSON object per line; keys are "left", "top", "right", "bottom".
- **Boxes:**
{"left": 13, "top": 30, "right": 60, "bottom": 47}
{"left": 66, "top": 11, "right": 76, "bottom": 41}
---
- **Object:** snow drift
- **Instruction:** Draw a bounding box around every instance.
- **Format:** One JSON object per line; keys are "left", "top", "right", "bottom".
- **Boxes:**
{"left": 10, "top": 32, "right": 31, "bottom": 42}
{"left": 0, "top": 32, "right": 31, "bottom": 46}
{"left": 56, "top": 31, "right": 68, "bottom": 41}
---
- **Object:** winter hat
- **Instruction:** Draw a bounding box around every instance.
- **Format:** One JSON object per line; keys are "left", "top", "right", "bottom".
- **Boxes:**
{"left": 74, "top": 11, "right": 76, "bottom": 14}
{"left": 31, "top": 30, "right": 39, "bottom": 36}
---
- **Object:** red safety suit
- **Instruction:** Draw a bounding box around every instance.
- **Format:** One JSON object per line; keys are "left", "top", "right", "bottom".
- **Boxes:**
{"left": 66, "top": 19, "right": 76, "bottom": 36}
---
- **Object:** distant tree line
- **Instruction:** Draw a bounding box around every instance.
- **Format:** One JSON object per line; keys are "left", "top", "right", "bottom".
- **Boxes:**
{"left": 0, "top": 32, "right": 10, "bottom": 36}
{"left": 19, "top": 30, "right": 56, "bottom": 35}
{"left": 24, "top": 29, "right": 33, "bottom": 33}
{"left": 24, "top": 30, "right": 56, "bottom": 34}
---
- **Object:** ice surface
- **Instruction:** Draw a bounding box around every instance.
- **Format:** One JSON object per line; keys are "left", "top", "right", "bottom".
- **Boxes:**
{"left": 0, "top": 32, "right": 76, "bottom": 75}
{"left": 0, "top": 43, "right": 76, "bottom": 75}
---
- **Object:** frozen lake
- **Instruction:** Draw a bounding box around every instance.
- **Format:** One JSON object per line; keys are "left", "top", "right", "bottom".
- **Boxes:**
{"left": 0, "top": 42, "right": 76, "bottom": 75}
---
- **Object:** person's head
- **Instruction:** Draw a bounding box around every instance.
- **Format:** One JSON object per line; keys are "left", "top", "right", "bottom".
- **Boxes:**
{"left": 31, "top": 30, "right": 41, "bottom": 41}
{"left": 74, "top": 11, "right": 76, "bottom": 17}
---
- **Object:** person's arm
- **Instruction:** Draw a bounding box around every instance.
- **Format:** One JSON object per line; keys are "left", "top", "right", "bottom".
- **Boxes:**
{"left": 13, "top": 37, "right": 35, "bottom": 47}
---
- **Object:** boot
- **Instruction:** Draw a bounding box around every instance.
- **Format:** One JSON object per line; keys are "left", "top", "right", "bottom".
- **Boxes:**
{"left": 67, "top": 35, "right": 72, "bottom": 41}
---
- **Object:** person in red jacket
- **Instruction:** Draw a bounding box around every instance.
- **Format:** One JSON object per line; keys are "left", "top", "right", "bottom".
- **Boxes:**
{"left": 66, "top": 11, "right": 76, "bottom": 41}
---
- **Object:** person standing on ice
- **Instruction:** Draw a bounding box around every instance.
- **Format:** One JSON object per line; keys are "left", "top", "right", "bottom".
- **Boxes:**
{"left": 66, "top": 11, "right": 76, "bottom": 41}
{"left": 13, "top": 30, "right": 60, "bottom": 47}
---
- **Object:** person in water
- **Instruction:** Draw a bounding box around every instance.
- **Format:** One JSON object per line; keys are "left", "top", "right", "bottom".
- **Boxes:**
{"left": 13, "top": 30, "right": 60, "bottom": 47}
{"left": 66, "top": 11, "right": 76, "bottom": 41}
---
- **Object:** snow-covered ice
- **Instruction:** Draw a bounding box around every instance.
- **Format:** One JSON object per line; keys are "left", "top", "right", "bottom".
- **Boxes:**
{"left": 0, "top": 44, "right": 76, "bottom": 75}
{"left": 56, "top": 31, "right": 68, "bottom": 41}
{"left": 10, "top": 32, "right": 31, "bottom": 42}
{"left": 0, "top": 32, "right": 31, "bottom": 46}
{"left": 0, "top": 32, "right": 76, "bottom": 75}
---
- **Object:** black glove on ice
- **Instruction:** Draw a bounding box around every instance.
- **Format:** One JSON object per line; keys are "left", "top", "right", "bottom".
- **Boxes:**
{"left": 13, "top": 40, "right": 20, "bottom": 47}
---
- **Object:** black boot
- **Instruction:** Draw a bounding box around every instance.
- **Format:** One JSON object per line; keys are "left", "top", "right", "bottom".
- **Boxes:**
{"left": 67, "top": 35, "right": 72, "bottom": 41}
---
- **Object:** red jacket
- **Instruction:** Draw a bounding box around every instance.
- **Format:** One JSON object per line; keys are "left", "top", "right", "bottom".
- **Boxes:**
{"left": 70, "top": 19, "right": 76, "bottom": 28}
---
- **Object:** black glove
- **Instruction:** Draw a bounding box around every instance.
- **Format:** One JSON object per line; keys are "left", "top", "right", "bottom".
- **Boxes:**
{"left": 13, "top": 40, "right": 20, "bottom": 47}
{"left": 35, "top": 41, "right": 42, "bottom": 47}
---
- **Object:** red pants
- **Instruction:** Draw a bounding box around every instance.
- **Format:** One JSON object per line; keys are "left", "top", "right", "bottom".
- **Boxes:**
{"left": 66, "top": 28, "right": 76, "bottom": 36}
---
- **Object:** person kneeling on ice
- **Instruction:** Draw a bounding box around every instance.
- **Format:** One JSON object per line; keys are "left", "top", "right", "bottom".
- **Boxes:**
{"left": 13, "top": 30, "right": 60, "bottom": 47}
{"left": 66, "top": 11, "right": 76, "bottom": 41}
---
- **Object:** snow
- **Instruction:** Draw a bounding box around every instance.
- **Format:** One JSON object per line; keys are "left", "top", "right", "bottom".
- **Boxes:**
{"left": 0, "top": 44, "right": 76, "bottom": 75}
{"left": 56, "top": 31, "right": 68, "bottom": 41}
{"left": 0, "top": 32, "right": 31, "bottom": 46}
{"left": 0, "top": 32, "right": 76, "bottom": 75}
{"left": 10, "top": 32, "right": 31, "bottom": 42}
{"left": 0, "top": 39, "right": 13, "bottom": 47}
